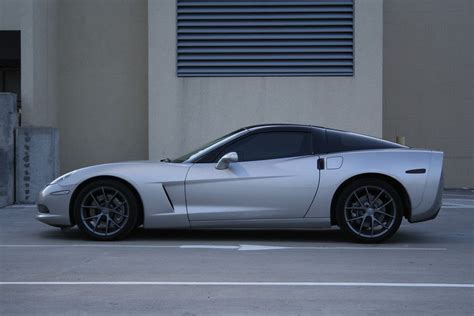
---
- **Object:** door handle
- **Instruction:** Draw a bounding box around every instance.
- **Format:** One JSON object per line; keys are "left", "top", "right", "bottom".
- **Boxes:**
{"left": 317, "top": 158, "right": 325, "bottom": 170}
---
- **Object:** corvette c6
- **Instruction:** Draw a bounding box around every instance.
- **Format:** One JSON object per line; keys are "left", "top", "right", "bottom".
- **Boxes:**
{"left": 37, "top": 124, "right": 443, "bottom": 243}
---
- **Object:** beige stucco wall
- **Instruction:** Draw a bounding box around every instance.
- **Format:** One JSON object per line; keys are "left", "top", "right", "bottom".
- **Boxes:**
{"left": 383, "top": 0, "right": 474, "bottom": 187}
{"left": 148, "top": 0, "right": 384, "bottom": 161}
{"left": 0, "top": 0, "right": 59, "bottom": 127}
{"left": 6, "top": 0, "right": 469, "bottom": 187}
{"left": 57, "top": 0, "right": 149, "bottom": 172}
{"left": 1, "top": 0, "right": 149, "bottom": 173}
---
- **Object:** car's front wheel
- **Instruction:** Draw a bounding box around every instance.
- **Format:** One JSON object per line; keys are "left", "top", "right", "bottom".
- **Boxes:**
{"left": 336, "top": 178, "right": 403, "bottom": 243}
{"left": 73, "top": 179, "right": 139, "bottom": 241}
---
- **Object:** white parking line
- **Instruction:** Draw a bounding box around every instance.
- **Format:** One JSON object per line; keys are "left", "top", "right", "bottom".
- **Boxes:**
{"left": 442, "top": 198, "right": 474, "bottom": 209}
{"left": 0, "top": 281, "right": 472, "bottom": 288}
{"left": 0, "top": 244, "right": 447, "bottom": 251}
{"left": 442, "top": 205, "right": 474, "bottom": 209}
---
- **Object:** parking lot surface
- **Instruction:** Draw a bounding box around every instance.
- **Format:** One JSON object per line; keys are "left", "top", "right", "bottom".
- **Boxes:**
{"left": 1, "top": 190, "right": 473, "bottom": 315}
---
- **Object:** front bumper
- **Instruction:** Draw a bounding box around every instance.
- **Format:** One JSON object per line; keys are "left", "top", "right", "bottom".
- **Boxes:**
{"left": 36, "top": 184, "right": 75, "bottom": 227}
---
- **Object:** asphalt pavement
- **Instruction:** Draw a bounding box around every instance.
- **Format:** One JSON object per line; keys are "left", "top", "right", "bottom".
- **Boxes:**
{"left": 1, "top": 190, "right": 473, "bottom": 315}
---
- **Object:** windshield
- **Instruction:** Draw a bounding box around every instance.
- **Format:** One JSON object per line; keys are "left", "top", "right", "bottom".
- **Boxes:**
{"left": 170, "top": 129, "right": 245, "bottom": 163}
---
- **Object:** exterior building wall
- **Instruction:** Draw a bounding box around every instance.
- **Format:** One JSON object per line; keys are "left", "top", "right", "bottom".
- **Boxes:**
{"left": 0, "top": 0, "right": 59, "bottom": 127}
{"left": 4, "top": 0, "right": 470, "bottom": 188}
{"left": 148, "top": 0, "right": 384, "bottom": 161}
{"left": 383, "top": 0, "right": 474, "bottom": 187}
{"left": 57, "top": 0, "right": 148, "bottom": 172}
{"left": 1, "top": 0, "right": 149, "bottom": 174}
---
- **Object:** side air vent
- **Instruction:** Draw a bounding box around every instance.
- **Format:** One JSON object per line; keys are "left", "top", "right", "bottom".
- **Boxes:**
{"left": 177, "top": 0, "right": 354, "bottom": 77}
{"left": 162, "top": 185, "right": 175, "bottom": 210}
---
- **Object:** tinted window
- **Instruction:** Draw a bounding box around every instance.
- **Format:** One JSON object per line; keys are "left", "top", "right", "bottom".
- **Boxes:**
{"left": 220, "top": 132, "right": 312, "bottom": 162}
{"left": 312, "top": 127, "right": 326, "bottom": 155}
{"left": 326, "top": 129, "right": 403, "bottom": 153}
{"left": 171, "top": 128, "right": 245, "bottom": 163}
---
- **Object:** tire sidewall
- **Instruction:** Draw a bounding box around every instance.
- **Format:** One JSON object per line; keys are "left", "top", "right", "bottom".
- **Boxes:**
{"left": 336, "top": 178, "right": 403, "bottom": 243}
{"left": 73, "top": 179, "right": 139, "bottom": 241}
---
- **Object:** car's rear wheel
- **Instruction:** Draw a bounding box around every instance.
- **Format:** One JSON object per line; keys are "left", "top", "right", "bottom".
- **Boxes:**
{"left": 336, "top": 178, "right": 403, "bottom": 243}
{"left": 73, "top": 179, "right": 139, "bottom": 241}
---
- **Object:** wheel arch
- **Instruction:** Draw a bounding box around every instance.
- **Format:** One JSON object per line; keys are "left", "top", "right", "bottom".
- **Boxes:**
{"left": 69, "top": 176, "right": 144, "bottom": 227}
{"left": 330, "top": 173, "right": 412, "bottom": 225}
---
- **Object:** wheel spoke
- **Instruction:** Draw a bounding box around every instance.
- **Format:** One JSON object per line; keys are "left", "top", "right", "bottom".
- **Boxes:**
{"left": 376, "top": 199, "right": 393, "bottom": 210}
{"left": 107, "top": 190, "right": 118, "bottom": 207}
{"left": 353, "top": 191, "right": 365, "bottom": 207}
{"left": 109, "top": 216, "right": 121, "bottom": 228}
{"left": 345, "top": 206, "right": 366, "bottom": 210}
{"left": 93, "top": 215, "right": 103, "bottom": 232}
{"left": 89, "top": 192, "right": 101, "bottom": 207}
{"left": 372, "top": 189, "right": 385, "bottom": 204}
{"left": 83, "top": 214, "right": 101, "bottom": 220}
{"left": 347, "top": 215, "right": 365, "bottom": 222}
{"left": 371, "top": 216, "right": 374, "bottom": 236}
{"left": 374, "top": 217, "right": 389, "bottom": 229}
{"left": 105, "top": 216, "right": 109, "bottom": 235}
{"left": 358, "top": 215, "right": 367, "bottom": 235}
{"left": 375, "top": 210, "right": 394, "bottom": 218}
{"left": 101, "top": 187, "right": 107, "bottom": 204}
{"left": 364, "top": 187, "right": 372, "bottom": 206}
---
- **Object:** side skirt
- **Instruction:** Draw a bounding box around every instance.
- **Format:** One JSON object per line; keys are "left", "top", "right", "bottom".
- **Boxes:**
{"left": 189, "top": 218, "right": 331, "bottom": 229}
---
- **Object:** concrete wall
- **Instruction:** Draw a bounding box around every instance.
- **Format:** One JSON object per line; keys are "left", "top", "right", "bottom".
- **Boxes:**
{"left": 383, "top": 0, "right": 474, "bottom": 187}
{"left": 148, "top": 0, "right": 384, "bottom": 160}
{"left": 57, "top": 0, "right": 148, "bottom": 172}
{"left": 0, "top": 93, "right": 17, "bottom": 207}
{"left": 15, "top": 127, "right": 59, "bottom": 204}
{"left": 0, "top": 0, "right": 59, "bottom": 127}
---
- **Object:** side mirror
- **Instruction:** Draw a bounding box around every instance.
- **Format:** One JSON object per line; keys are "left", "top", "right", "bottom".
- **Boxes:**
{"left": 215, "top": 152, "right": 238, "bottom": 170}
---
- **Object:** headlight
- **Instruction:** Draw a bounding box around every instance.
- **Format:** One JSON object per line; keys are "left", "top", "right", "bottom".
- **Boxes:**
{"left": 50, "top": 171, "right": 76, "bottom": 185}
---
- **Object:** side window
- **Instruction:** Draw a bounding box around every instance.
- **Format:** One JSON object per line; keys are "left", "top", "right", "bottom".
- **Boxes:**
{"left": 326, "top": 129, "right": 402, "bottom": 153}
{"left": 220, "top": 132, "right": 312, "bottom": 162}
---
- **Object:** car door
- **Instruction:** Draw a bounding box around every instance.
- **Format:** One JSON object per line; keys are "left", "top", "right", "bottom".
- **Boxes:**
{"left": 185, "top": 131, "right": 320, "bottom": 221}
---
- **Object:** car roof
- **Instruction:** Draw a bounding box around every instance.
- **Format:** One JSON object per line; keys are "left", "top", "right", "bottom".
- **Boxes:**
{"left": 242, "top": 124, "right": 405, "bottom": 148}
{"left": 244, "top": 123, "right": 325, "bottom": 131}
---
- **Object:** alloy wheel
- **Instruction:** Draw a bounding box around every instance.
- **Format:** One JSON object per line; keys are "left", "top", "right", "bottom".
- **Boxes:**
{"left": 79, "top": 186, "right": 130, "bottom": 237}
{"left": 343, "top": 185, "right": 397, "bottom": 238}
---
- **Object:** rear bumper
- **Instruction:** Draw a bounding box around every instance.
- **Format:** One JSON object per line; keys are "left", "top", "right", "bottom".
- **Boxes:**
{"left": 409, "top": 171, "right": 443, "bottom": 223}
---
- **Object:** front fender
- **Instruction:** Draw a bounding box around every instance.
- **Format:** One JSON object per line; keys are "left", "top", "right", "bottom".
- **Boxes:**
{"left": 45, "top": 161, "right": 192, "bottom": 229}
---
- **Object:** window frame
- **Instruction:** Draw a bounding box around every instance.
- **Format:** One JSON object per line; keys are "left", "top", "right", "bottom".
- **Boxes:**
{"left": 199, "top": 129, "right": 314, "bottom": 163}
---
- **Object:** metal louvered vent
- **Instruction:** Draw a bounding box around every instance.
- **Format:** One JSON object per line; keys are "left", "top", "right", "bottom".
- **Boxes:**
{"left": 177, "top": 0, "right": 354, "bottom": 77}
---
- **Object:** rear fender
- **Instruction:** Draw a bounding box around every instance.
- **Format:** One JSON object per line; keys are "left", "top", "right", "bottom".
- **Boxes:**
{"left": 306, "top": 149, "right": 432, "bottom": 219}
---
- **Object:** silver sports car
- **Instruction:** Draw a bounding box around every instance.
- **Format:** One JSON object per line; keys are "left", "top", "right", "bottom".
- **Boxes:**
{"left": 37, "top": 124, "right": 444, "bottom": 243}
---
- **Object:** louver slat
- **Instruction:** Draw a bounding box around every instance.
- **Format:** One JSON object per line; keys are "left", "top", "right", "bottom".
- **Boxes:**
{"left": 178, "top": 13, "right": 352, "bottom": 20}
{"left": 178, "top": 20, "right": 352, "bottom": 26}
{"left": 178, "top": 47, "right": 353, "bottom": 53}
{"left": 178, "top": 27, "right": 353, "bottom": 33}
{"left": 178, "top": 1, "right": 353, "bottom": 6}
{"left": 177, "top": 0, "right": 354, "bottom": 77}
{"left": 178, "top": 53, "right": 353, "bottom": 60}
{"left": 178, "top": 34, "right": 353, "bottom": 40}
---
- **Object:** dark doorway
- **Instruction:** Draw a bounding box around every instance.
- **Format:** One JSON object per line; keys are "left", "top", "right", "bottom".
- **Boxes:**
{"left": 0, "top": 31, "right": 21, "bottom": 125}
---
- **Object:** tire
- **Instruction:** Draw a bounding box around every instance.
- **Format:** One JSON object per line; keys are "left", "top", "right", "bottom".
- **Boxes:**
{"left": 73, "top": 179, "right": 139, "bottom": 241}
{"left": 335, "top": 178, "right": 403, "bottom": 243}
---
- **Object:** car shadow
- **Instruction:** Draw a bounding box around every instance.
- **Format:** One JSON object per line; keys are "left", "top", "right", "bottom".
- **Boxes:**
{"left": 37, "top": 225, "right": 439, "bottom": 246}
{"left": 130, "top": 227, "right": 347, "bottom": 243}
